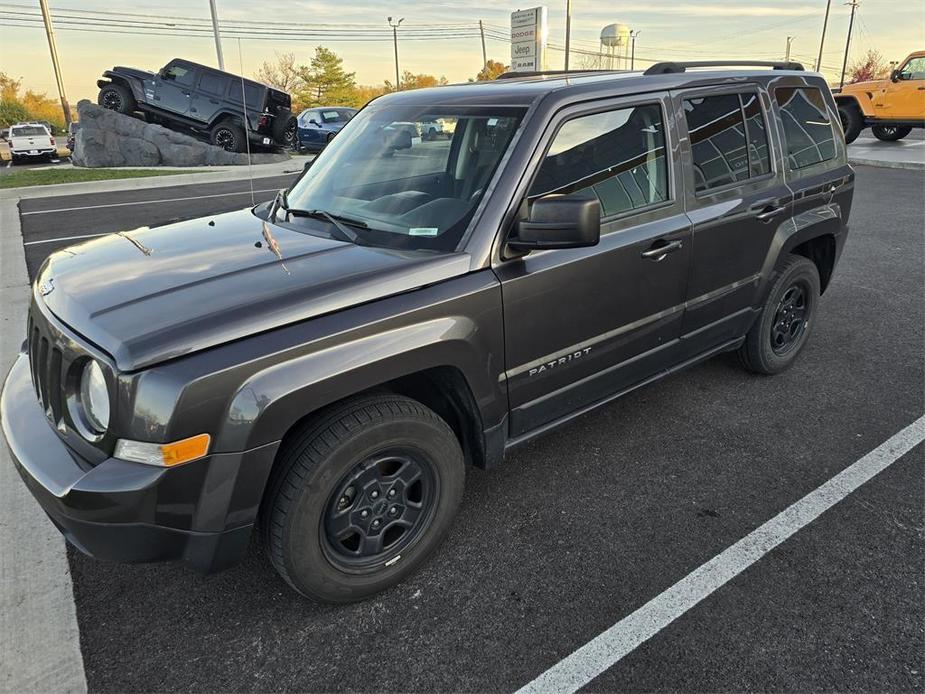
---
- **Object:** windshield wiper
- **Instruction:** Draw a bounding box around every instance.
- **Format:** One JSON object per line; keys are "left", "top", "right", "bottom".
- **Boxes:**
{"left": 289, "top": 208, "right": 370, "bottom": 244}
{"left": 269, "top": 188, "right": 289, "bottom": 223}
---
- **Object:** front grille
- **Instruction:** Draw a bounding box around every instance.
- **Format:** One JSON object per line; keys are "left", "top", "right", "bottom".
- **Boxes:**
{"left": 27, "top": 311, "right": 66, "bottom": 427}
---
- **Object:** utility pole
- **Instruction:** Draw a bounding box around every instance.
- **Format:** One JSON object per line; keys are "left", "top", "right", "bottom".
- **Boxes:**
{"left": 815, "top": 0, "right": 832, "bottom": 72}
{"left": 479, "top": 20, "right": 487, "bottom": 70}
{"left": 208, "top": 0, "right": 225, "bottom": 70}
{"left": 839, "top": 0, "right": 859, "bottom": 89}
{"left": 388, "top": 17, "right": 404, "bottom": 91}
{"left": 785, "top": 36, "right": 794, "bottom": 62}
{"left": 38, "top": 0, "right": 71, "bottom": 125}
{"left": 630, "top": 30, "right": 640, "bottom": 70}
{"left": 564, "top": 0, "right": 572, "bottom": 70}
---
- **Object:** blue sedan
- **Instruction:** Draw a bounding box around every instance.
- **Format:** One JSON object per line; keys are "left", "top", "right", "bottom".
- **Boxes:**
{"left": 296, "top": 107, "right": 358, "bottom": 152}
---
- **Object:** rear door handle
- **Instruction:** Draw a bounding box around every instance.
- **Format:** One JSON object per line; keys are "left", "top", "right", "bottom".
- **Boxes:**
{"left": 641, "top": 239, "right": 683, "bottom": 262}
{"left": 755, "top": 205, "right": 787, "bottom": 222}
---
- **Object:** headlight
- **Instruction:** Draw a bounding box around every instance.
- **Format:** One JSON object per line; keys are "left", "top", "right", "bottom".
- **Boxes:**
{"left": 78, "top": 360, "right": 110, "bottom": 433}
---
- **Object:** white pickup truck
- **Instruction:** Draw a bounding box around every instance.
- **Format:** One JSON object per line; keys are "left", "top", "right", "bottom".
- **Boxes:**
{"left": 9, "top": 123, "right": 57, "bottom": 163}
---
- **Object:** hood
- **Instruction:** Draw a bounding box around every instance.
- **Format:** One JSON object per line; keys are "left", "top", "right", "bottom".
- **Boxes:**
{"left": 36, "top": 208, "right": 471, "bottom": 371}
{"left": 110, "top": 66, "right": 156, "bottom": 81}
{"left": 839, "top": 78, "right": 889, "bottom": 94}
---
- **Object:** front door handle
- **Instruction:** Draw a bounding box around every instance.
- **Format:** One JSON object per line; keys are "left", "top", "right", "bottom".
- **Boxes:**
{"left": 756, "top": 205, "right": 787, "bottom": 222}
{"left": 641, "top": 239, "right": 683, "bottom": 262}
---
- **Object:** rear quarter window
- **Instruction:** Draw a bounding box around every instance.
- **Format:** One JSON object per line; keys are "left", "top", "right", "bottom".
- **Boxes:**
{"left": 774, "top": 87, "right": 837, "bottom": 170}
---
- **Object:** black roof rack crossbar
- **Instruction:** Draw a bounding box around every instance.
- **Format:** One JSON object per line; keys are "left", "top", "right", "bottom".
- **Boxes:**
{"left": 643, "top": 60, "right": 805, "bottom": 75}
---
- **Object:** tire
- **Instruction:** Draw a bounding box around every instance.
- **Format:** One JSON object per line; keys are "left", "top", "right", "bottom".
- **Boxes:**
{"left": 837, "top": 102, "right": 863, "bottom": 144}
{"left": 739, "top": 254, "right": 820, "bottom": 375}
{"left": 271, "top": 111, "right": 298, "bottom": 147}
{"left": 871, "top": 125, "right": 912, "bottom": 142}
{"left": 262, "top": 394, "right": 465, "bottom": 603}
{"left": 210, "top": 121, "right": 246, "bottom": 153}
{"left": 97, "top": 83, "right": 135, "bottom": 115}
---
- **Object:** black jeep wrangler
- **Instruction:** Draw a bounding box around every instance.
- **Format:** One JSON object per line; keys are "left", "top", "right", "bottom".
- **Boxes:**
{"left": 96, "top": 58, "right": 297, "bottom": 152}
{"left": 3, "top": 61, "right": 853, "bottom": 603}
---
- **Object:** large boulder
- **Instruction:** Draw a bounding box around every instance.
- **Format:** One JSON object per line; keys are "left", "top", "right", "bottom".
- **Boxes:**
{"left": 71, "top": 100, "right": 290, "bottom": 168}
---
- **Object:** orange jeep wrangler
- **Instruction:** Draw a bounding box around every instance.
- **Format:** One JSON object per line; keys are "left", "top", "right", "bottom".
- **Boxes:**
{"left": 834, "top": 51, "right": 925, "bottom": 143}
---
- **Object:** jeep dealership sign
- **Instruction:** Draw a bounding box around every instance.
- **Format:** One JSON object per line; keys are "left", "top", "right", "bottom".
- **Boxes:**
{"left": 510, "top": 7, "right": 548, "bottom": 72}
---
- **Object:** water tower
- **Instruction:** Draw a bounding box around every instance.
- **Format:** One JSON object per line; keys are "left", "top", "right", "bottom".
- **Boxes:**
{"left": 600, "top": 23, "right": 631, "bottom": 70}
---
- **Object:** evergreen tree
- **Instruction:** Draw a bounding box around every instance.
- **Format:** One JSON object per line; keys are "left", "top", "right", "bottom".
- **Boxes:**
{"left": 296, "top": 47, "right": 357, "bottom": 107}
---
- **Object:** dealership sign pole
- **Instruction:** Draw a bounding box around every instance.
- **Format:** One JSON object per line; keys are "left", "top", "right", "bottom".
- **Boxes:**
{"left": 510, "top": 7, "right": 549, "bottom": 73}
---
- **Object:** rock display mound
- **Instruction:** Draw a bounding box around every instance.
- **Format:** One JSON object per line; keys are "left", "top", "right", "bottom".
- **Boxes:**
{"left": 71, "top": 99, "right": 289, "bottom": 168}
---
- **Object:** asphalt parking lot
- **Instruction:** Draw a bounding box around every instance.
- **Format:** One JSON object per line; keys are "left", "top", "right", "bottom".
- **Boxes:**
{"left": 11, "top": 164, "right": 925, "bottom": 692}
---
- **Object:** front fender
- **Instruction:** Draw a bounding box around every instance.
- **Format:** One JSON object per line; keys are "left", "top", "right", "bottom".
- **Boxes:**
{"left": 215, "top": 316, "right": 499, "bottom": 452}
{"left": 834, "top": 93, "right": 872, "bottom": 118}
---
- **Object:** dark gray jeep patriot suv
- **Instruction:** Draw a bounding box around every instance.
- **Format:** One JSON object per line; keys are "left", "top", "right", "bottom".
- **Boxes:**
{"left": 2, "top": 61, "right": 853, "bottom": 602}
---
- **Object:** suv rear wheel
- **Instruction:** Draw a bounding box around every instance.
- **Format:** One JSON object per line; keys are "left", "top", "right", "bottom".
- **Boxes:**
{"left": 739, "top": 254, "right": 820, "bottom": 375}
{"left": 871, "top": 125, "right": 912, "bottom": 141}
{"left": 210, "top": 122, "right": 246, "bottom": 153}
{"left": 97, "top": 83, "right": 135, "bottom": 115}
{"left": 262, "top": 394, "right": 465, "bottom": 603}
{"left": 837, "top": 102, "right": 864, "bottom": 144}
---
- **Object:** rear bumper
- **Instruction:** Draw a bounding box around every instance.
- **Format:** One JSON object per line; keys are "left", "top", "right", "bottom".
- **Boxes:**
{"left": 12, "top": 149, "right": 55, "bottom": 157}
{"left": 1, "top": 353, "right": 279, "bottom": 573}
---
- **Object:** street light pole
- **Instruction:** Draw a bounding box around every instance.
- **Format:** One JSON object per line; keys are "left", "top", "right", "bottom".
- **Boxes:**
{"left": 388, "top": 16, "right": 404, "bottom": 91}
{"left": 815, "top": 0, "right": 832, "bottom": 72}
{"left": 564, "top": 0, "right": 572, "bottom": 71}
{"left": 839, "top": 0, "right": 859, "bottom": 89}
{"left": 479, "top": 20, "right": 487, "bottom": 70}
{"left": 630, "top": 30, "right": 640, "bottom": 70}
{"left": 37, "top": 0, "right": 71, "bottom": 125}
{"left": 208, "top": 0, "right": 225, "bottom": 70}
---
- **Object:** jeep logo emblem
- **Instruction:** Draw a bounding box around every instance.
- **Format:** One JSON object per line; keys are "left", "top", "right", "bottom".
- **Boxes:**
{"left": 38, "top": 279, "right": 54, "bottom": 296}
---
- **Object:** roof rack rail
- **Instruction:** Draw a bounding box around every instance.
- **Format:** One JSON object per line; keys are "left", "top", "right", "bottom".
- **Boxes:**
{"left": 643, "top": 60, "right": 805, "bottom": 75}
{"left": 496, "top": 69, "right": 618, "bottom": 79}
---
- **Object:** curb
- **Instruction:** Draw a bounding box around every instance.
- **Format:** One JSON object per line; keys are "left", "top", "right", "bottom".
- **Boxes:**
{"left": 0, "top": 157, "right": 310, "bottom": 201}
{"left": 0, "top": 198, "right": 88, "bottom": 694}
{"left": 848, "top": 157, "right": 925, "bottom": 171}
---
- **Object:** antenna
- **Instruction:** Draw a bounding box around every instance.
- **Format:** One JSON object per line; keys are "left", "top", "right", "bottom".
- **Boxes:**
{"left": 236, "top": 38, "right": 256, "bottom": 207}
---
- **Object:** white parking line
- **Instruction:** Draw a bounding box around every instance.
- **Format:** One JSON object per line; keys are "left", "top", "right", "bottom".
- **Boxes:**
{"left": 23, "top": 233, "right": 108, "bottom": 246}
{"left": 20, "top": 187, "right": 280, "bottom": 215}
{"left": 515, "top": 415, "right": 925, "bottom": 694}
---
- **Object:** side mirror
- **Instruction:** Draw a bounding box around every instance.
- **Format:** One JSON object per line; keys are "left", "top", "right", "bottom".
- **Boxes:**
{"left": 508, "top": 195, "right": 601, "bottom": 251}
{"left": 890, "top": 69, "right": 901, "bottom": 82}
{"left": 309, "top": 119, "right": 320, "bottom": 127}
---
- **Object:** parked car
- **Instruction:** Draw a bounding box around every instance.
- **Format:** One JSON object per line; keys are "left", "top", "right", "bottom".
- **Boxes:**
{"left": 296, "top": 107, "right": 357, "bottom": 152}
{"left": 96, "top": 58, "right": 297, "bottom": 152}
{"left": 833, "top": 50, "right": 925, "bottom": 143}
{"left": 3, "top": 61, "right": 853, "bottom": 603}
{"left": 66, "top": 122, "right": 80, "bottom": 152}
{"left": 8, "top": 123, "right": 57, "bottom": 163}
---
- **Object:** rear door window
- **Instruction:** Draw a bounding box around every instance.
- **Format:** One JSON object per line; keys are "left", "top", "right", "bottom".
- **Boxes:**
{"left": 774, "top": 87, "right": 837, "bottom": 170}
{"left": 529, "top": 103, "right": 669, "bottom": 218}
{"left": 199, "top": 72, "right": 230, "bottom": 96}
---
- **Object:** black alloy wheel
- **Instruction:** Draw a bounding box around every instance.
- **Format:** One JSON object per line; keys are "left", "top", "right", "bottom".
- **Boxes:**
{"left": 213, "top": 127, "right": 237, "bottom": 152}
{"left": 770, "top": 282, "right": 809, "bottom": 355}
{"left": 321, "top": 449, "right": 437, "bottom": 572}
{"left": 100, "top": 90, "right": 122, "bottom": 111}
{"left": 871, "top": 125, "right": 912, "bottom": 141}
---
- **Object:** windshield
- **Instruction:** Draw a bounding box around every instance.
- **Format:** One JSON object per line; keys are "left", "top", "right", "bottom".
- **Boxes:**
{"left": 285, "top": 104, "right": 524, "bottom": 251}
{"left": 12, "top": 126, "right": 48, "bottom": 137}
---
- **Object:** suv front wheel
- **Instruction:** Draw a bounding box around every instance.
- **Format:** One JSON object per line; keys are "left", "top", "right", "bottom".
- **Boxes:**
{"left": 262, "top": 394, "right": 465, "bottom": 603}
{"left": 97, "top": 83, "right": 135, "bottom": 115}
{"left": 739, "top": 254, "right": 820, "bottom": 375}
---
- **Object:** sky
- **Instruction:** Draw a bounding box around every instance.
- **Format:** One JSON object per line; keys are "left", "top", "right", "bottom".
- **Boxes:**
{"left": 1, "top": 1, "right": 923, "bottom": 105}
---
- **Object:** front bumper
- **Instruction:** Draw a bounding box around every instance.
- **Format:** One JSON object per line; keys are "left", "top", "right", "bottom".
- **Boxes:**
{"left": 1, "top": 353, "right": 279, "bottom": 573}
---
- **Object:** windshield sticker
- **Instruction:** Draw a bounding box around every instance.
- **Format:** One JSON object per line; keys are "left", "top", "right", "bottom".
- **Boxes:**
{"left": 409, "top": 227, "right": 439, "bottom": 236}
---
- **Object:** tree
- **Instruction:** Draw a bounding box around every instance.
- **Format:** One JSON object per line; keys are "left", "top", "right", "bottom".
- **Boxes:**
{"left": 295, "top": 47, "right": 357, "bottom": 107}
{"left": 352, "top": 84, "right": 388, "bottom": 107}
{"left": 384, "top": 71, "right": 448, "bottom": 92}
{"left": 0, "top": 71, "right": 64, "bottom": 130}
{"left": 474, "top": 60, "right": 508, "bottom": 81}
{"left": 847, "top": 49, "right": 890, "bottom": 83}
{"left": 255, "top": 52, "right": 302, "bottom": 91}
